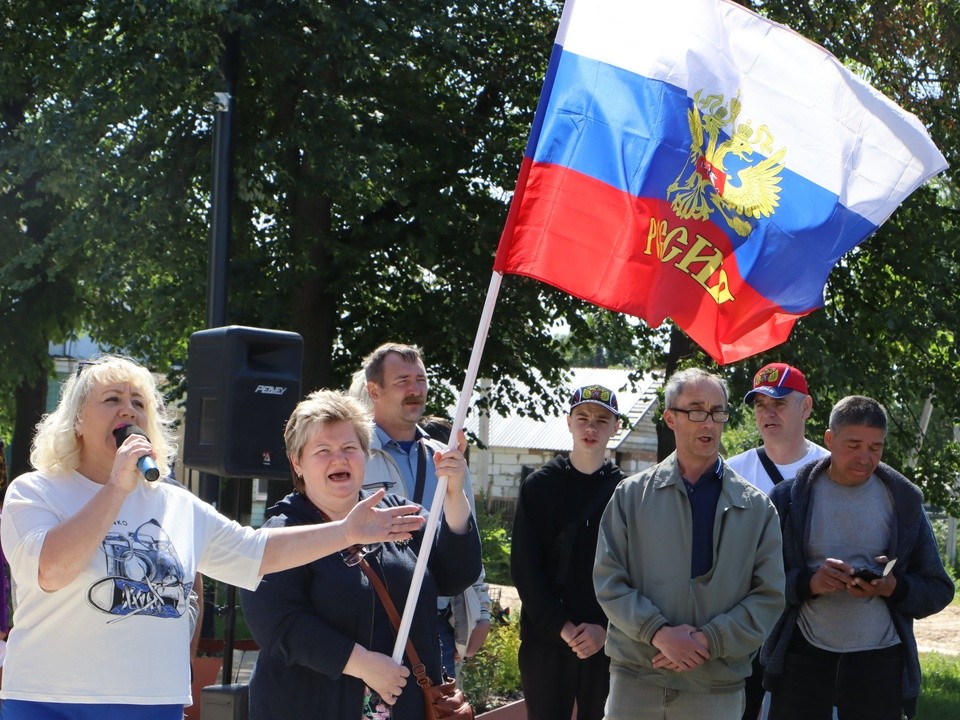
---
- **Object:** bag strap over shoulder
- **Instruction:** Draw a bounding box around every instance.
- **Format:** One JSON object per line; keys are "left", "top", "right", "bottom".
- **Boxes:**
{"left": 756, "top": 447, "right": 786, "bottom": 486}
{"left": 358, "top": 557, "right": 432, "bottom": 689}
{"left": 413, "top": 440, "right": 428, "bottom": 504}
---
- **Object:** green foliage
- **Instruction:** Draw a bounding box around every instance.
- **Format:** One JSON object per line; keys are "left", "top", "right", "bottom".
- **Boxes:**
{"left": 719, "top": 411, "right": 761, "bottom": 460}
{"left": 460, "top": 617, "right": 522, "bottom": 713}
{"left": 918, "top": 652, "right": 960, "bottom": 719}
{"left": 475, "top": 493, "right": 513, "bottom": 586}
{"left": 559, "top": 307, "right": 668, "bottom": 370}
{"left": 932, "top": 519, "right": 960, "bottom": 584}
{"left": 0, "top": 0, "right": 594, "bottom": 438}
{"left": 1, "top": 0, "right": 960, "bottom": 512}
{"left": 719, "top": 2, "right": 960, "bottom": 516}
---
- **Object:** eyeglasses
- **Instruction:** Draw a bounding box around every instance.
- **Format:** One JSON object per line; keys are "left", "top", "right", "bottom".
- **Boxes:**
{"left": 340, "top": 544, "right": 372, "bottom": 567}
{"left": 669, "top": 407, "right": 731, "bottom": 424}
{"left": 74, "top": 360, "right": 100, "bottom": 378}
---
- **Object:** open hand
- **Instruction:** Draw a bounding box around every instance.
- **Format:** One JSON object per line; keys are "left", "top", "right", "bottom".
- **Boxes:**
{"left": 344, "top": 489, "right": 425, "bottom": 545}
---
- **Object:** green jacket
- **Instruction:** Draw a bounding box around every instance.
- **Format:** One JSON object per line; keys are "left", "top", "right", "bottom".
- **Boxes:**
{"left": 594, "top": 452, "right": 785, "bottom": 693}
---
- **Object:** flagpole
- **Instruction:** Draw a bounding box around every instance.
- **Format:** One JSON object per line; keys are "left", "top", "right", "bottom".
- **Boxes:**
{"left": 391, "top": 270, "right": 505, "bottom": 662}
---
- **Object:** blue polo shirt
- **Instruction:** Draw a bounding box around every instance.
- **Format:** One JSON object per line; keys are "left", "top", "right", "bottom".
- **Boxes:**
{"left": 682, "top": 458, "right": 724, "bottom": 578}
{"left": 374, "top": 424, "right": 453, "bottom": 614}
{"left": 374, "top": 425, "right": 438, "bottom": 504}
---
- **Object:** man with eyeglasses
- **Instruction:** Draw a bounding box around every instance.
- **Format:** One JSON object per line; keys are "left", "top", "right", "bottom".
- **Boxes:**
{"left": 726, "top": 363, "right": 829, "bottom": 720}
{"left": 594, "top": 368, "right": 785, "bottom": 720}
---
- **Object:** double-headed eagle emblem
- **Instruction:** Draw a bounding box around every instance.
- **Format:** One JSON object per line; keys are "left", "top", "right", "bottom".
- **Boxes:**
{"left": 667, "top": 89, "right": 786, "bottom": 237}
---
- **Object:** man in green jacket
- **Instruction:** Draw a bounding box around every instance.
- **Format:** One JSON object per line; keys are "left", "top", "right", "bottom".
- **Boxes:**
{"left": 594, "top": 368, "right": 785, "bottom": 720}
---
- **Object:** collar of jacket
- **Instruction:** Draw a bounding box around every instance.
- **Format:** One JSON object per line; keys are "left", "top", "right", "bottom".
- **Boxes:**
{"left": 651, "top": 452, "right": 753, "bottom": 509}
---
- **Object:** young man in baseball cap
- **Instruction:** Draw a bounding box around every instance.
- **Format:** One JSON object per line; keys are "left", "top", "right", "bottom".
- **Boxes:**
{"left": 511, "top": 384, "right": 624, "bottom": 720}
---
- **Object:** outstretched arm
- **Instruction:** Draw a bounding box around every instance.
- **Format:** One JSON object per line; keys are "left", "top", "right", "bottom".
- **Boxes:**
{"left": 259, "top": 490, "right": 424, "bottom": 575}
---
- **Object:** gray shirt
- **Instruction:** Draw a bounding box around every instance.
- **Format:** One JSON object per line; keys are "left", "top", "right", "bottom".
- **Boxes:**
{"left": 798, "top": 472, "right": 899, "bottom": 652}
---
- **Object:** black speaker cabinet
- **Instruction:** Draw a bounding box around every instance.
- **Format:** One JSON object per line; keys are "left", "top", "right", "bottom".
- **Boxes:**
{"left": 184, "top": 326, "right": 303, "bottom": 479}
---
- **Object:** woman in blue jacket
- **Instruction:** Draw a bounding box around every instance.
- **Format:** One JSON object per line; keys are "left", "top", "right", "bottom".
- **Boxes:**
{"left": 240, "top": 390, "right": 481, "bottom": 720}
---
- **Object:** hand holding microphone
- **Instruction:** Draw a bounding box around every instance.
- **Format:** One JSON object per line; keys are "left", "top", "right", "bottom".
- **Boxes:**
{"left": 112, "top": 424, "right": 160, "bottom": 481}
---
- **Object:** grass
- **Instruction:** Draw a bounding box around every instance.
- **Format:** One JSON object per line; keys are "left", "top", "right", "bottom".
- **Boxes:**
{"left": 918, "top": 652, "right": 960, "bottom": 719}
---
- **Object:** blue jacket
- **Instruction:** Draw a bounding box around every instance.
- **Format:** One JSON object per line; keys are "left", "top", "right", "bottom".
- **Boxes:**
{"left": 239, "top": 491, "right": 481, "bottom": 720}
{"left": 761, "top": 457, "right": 954, "bottom": 716}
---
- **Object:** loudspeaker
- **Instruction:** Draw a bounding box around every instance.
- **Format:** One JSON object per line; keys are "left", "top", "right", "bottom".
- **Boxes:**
{"left": 184, "top": 326, "right": 303, "bottom": 479}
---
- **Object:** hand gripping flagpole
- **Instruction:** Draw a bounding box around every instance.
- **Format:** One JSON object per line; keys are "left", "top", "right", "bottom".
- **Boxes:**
{"left": 391, "top": 270, "right": 504, "bottom": 662}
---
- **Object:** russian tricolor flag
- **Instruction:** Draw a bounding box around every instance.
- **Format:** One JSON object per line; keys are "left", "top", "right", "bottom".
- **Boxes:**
{"left": 494, "top": 0, "right": 947, "bottom": 363}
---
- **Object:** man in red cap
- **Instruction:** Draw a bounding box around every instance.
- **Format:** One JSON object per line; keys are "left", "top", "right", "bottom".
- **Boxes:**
{"left": 727, "top": 363, "right": 828, "bottom": 720}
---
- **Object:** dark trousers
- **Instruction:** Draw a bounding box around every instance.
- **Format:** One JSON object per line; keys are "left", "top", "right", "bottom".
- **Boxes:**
{"left": 742, "top": 654, "right": 765, "bottom": 720}
{"left": 518, "top": 637, "right": 610, "bottom": 720}
{"left": 769, "top": 632, "right": 904, "bottom": 720}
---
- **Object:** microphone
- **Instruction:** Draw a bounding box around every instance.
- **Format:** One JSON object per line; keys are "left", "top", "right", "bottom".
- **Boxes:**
{"left": 112, "top": 424, "right": 161, "bottom": 482}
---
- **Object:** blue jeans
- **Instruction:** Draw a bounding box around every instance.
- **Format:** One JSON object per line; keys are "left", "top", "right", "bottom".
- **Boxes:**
{"left": 769, "top": 632, "right": 904, "bottom": 720}
{"left": 0, "top": 701, "right": 183, "bottom": 720}
{"left": 438, "top": 606, "right": 456, "bottom": 679}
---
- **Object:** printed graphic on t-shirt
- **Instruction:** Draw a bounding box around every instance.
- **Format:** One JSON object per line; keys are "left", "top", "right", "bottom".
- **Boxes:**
{"left": 86, "top": 519, "right": 190, "bottom": 621}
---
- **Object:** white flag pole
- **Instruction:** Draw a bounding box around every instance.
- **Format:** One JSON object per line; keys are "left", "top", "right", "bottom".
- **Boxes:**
{"left": 391, "top": 270, "right": 504, "bottom": 662}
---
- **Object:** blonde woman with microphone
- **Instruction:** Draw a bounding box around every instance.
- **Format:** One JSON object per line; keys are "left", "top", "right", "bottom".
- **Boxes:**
{"left": 0, "top": 355, "right": 423, "bottom": 720}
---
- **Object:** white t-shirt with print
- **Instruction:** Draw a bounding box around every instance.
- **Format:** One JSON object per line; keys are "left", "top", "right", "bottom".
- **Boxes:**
{"left": 0, "top": 470, "right": 267, "bottom": 705}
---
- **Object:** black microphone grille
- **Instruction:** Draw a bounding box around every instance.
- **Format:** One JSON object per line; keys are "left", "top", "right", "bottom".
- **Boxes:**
{"left": 113, "top": 424, "right": 149, "bottom": 446}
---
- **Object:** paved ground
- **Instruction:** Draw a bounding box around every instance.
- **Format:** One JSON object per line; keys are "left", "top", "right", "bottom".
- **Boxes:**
{"left": 915, "top": 601, "right": 960, "bottom": 655}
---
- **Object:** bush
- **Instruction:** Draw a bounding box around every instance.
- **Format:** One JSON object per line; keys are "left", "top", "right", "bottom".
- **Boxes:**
{"left": 931, "top": 518, "right": 960, "bottom": 598}
{"left": 460, "top": 617, "right": 522, "bottom": 713}
{"left": 475, "top": 493, "right": 513, "bottom": 586}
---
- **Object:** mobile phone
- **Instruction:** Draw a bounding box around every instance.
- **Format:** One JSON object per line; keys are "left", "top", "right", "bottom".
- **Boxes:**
{"left": 852, "top": 557, "right": 897, "bottom": 581}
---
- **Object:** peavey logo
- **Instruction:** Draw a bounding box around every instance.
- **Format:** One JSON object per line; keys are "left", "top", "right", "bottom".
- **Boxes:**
{"left": 255, "top": 385, "right": 288, "bottom": 396}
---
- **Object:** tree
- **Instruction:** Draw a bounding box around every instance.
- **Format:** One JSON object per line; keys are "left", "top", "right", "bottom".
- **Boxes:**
{"left": 0, "top": 1, "right": 582, "bottom": 450}
{"left": 0, "top": 2, "right": 96, "bottom": 477}
{"left": 0, "top": 1, "right": 958, "bottom": 517}
{"left": 721, "top": 1, "right": 960, "bottom": 513}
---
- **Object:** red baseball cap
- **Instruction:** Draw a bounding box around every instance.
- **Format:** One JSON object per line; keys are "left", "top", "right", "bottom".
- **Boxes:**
{"left": 743, "top": 363, "right": 809, "bottom": 404}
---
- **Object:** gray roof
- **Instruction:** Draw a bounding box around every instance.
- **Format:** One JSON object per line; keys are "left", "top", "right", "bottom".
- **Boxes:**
{"left": 462, "top": 367, "right": 660, "bottom": 452}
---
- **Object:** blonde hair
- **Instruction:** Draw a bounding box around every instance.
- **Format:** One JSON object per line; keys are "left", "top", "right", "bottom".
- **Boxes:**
{"left": 284, "top": 389, "right": 372, "bottom": 493}
{"left": 30, "top": 355, "right": 175, "bottom": 477}
{"left": 347, "top": 368, "right": 373, "bottom": 410}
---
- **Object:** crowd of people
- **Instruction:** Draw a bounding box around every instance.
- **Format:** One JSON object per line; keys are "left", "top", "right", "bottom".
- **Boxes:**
{"left": 510, "top": 363, "right": 953, "bottom": 720}
{"left": 0, "top": 349, "right": 953, "bottom": 720}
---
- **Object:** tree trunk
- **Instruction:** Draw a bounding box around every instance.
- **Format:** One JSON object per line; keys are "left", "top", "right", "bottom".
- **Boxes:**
{"left": 655, "top": 324, "right": 695, "bottom": 461}
{"left": 292, "top": 276, "right": 337, "bottom": 395}
{"left": 11, "top": 371, "right": 48, "bottom": 479}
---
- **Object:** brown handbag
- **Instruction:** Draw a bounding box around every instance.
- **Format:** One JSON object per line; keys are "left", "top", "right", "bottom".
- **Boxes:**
{"left": 358, "top": 557, "right": 475, "bottom": 720}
